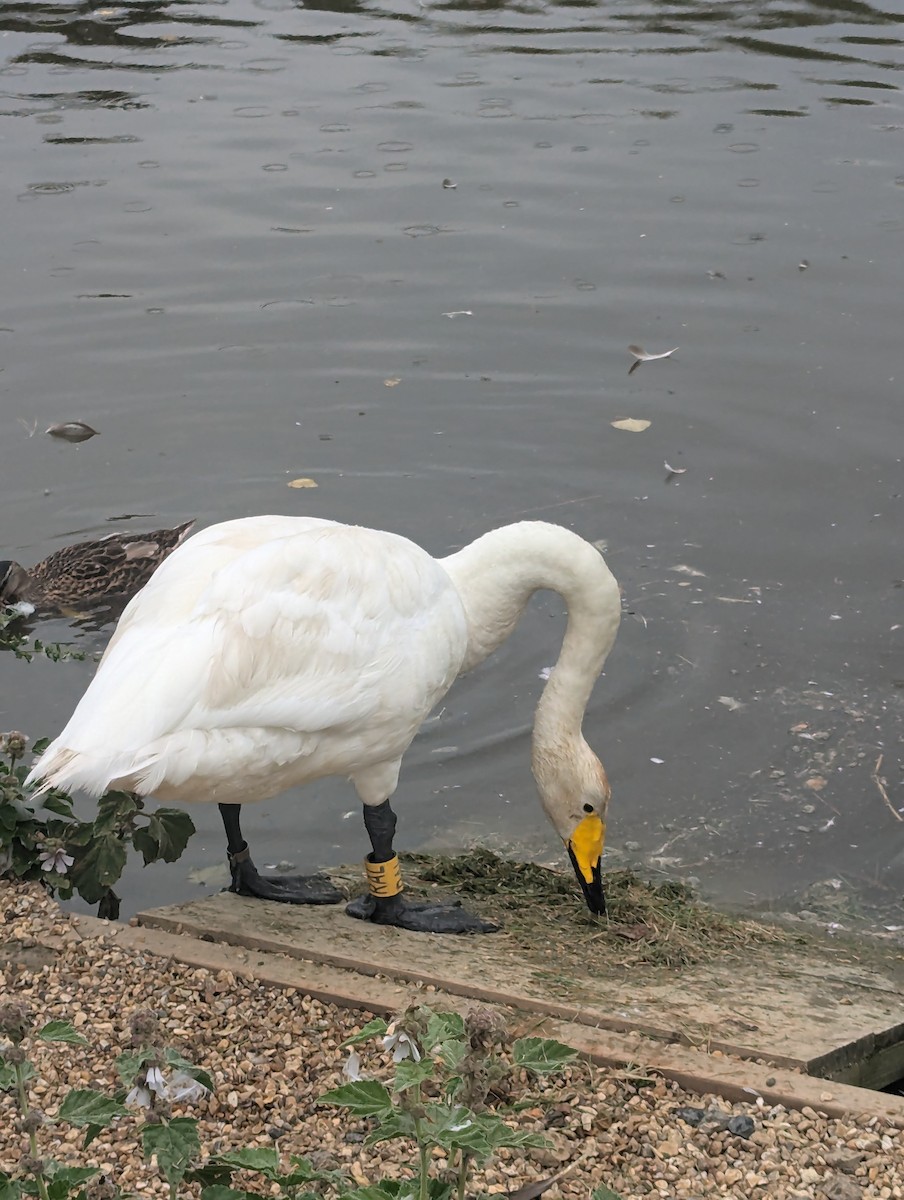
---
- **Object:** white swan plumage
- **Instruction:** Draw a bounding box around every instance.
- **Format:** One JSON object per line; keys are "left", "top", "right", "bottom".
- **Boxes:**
{"left": 28, "top": 515, "right": 622, "bottom": 932}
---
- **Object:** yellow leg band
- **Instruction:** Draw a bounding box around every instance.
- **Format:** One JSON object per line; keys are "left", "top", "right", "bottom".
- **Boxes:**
{"left": 365, "top": 854, "right": 403, "bottom": 898}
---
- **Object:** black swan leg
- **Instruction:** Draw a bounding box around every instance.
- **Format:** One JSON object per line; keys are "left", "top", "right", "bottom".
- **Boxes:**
{"left": 219, "top": 803, "right": 343, "bottom": 904}
{"left": 345, "top": 800, "right": 499, "bottom": 934}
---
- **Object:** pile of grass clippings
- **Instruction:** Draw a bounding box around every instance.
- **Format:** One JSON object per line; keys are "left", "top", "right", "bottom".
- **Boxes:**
{"left": 399, "top": 849, "right": 785, "bottom": 969}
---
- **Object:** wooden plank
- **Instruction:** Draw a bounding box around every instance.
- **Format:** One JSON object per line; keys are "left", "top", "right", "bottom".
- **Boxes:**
{"left": 74, "top": 913, "right": 904, "bottom": 1128}
{"left": 137, "top": 891, "right": 904, "bottom": 1076}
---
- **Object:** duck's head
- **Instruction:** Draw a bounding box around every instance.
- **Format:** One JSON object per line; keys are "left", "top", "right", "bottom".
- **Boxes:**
{"left": 535, "top": 738, "right": 610, "bottom": 917}
{"left": 0, "top": 562, "right": 32, "bottom": 606}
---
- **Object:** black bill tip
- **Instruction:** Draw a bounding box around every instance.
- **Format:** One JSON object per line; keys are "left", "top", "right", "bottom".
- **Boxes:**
{"left": 567, "top": 846, "right": 606, "bottom": 917}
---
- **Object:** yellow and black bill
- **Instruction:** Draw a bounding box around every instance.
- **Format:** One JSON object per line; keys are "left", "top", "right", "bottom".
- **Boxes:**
{"left": 566, "top": 813, "right": 606, "bottom": 916}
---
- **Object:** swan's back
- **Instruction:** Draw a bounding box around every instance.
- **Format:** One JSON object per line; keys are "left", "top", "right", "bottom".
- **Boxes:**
{"left": 31, "top": 516, "right": 469, "bottom": 803}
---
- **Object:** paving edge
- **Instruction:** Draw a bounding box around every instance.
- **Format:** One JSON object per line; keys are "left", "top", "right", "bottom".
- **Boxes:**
{"left": 67, "top": 914, "right": 904, "bottom": 1128}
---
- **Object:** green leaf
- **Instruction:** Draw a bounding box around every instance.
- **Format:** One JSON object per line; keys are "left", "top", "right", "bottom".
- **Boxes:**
{"left": 363, "top": 1109, "right": 417, "bottom": 1147}
{"left": 142, "top": 1117, "right": 200, "bottom": 1189}
{"left": 424, "top": 1105, "right": 546, "bottom": 1162}
{"left": 434, "top": 1039, "right": 467, "bottom": 1072}
{"left": 512, "top": 1037, "right": 578, "bottom": 1074}
{"left": 57, "top": 1090, "right": 127, "bottom": 1128}
{"left": 81, "top": 1122, "right": 107, "bottom": 1151}
{"left": 200, "top": 1188, "right": 257, "bottom": 1200}
{"left": 591, "top": 1187, "right": 625, "bottom": 1200}
{"left": 425, "top": 1183, "right": 453, "bottom": 1200}
{"left": 392, "top": 1056, "right": 434, "bottom": 1094}
{"left": 69, "top": 834, "right": 127, "bottom": 901}
{"left": 340, "top": 1017, "right": 389, "bottom": 1049}
{"left": 135, "top": 809, "right": 195, "bottom": 865}
{"left": 335, "top": 1188, "right": 400, "bottom": 1200}
{"left": 320, "top": 1080, "right": 393, "bottom": 1118}
{"left": 112, "top": 1051, "right": 157, "bottom": 1089}
{"left": 0, "top": 1062, "right": 17, "bottom": 1092}
{"left": 184, "top": 1162, "right": 234, "bottom": 1189}
{"left": 93, "top": 792, "right": 141, "bottom": 836}
{"left": 484, "top": 1125, "right": 548, "bottom": 1152}
{"left": 284, "top": 1156, "right": 349, "bottom": 1187}
{"left": 38, "top": 1020, "right": 88, "bottom": 1045}
{"left": 115, "top": 1048, "right": 154, "bottom": 1087}
{"left": 0, "top": 1177, "right": 22, "bottom": 1200}
{"left": 426, "top": 1106, "right": 494, "bottom": 1161}
{"left": 37, "top": 794, "right": 75, "bottom": 819}
{"left": 423, "top": 1012, "right": 465, "bottom": 1054}
{"left": 207, "top": 1148, "right": 278, "bottom": 1176}
{"left": 44, "top": 1167, "right": 100, "bottom": 1200}
{"left": 62, "top": 821, "right": 98, "bottom": 848}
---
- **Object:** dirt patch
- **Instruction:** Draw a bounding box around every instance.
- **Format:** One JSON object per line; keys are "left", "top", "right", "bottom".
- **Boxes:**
{"left": 0, "top": 937, "right": 59, "bottom": 971}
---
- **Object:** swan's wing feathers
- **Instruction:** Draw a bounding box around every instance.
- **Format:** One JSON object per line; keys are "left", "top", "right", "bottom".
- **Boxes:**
{"left": 29, "top": 519, "right": 468, "bottom": 799}
{"left": 195, "top": 528, "right": 464, "bottom": 729}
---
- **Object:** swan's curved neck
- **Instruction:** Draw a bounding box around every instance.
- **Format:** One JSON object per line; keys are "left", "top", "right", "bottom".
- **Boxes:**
{"left": 440, "top": 521, "right": 621, "bottom": 747}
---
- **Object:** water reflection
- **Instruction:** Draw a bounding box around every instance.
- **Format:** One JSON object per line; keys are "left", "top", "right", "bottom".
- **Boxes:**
{"left": 0, "top": 0, "right": 261, "bottom": 47}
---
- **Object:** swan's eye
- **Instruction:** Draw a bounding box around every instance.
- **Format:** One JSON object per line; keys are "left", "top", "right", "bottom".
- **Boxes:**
{"left": 582, "top": 803, "right": 594, "bottom": 814}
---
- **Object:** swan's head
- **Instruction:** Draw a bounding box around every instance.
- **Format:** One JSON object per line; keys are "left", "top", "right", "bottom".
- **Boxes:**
{"left": 0, "top": 562, "right": 31, "bottom": 607}
{"left": 535, "top": 739, "right": 611, "bottom": 917}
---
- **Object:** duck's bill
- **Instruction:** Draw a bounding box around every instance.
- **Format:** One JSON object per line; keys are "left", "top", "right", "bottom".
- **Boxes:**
{"left": 566, "top": 814, "right": 606, "bottom": 916}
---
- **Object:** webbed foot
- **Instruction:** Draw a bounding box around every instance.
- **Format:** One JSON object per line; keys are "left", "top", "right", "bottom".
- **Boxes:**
{"left": 228, "top": 848, "right": 343, "bottom": 904}
{"left": 346, "top": 891, "right": 499, "bottom": 934}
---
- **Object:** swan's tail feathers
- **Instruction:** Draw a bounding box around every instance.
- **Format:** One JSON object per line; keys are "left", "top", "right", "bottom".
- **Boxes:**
{"left": 25, "top": 743, "right": 138, "bottom": 799}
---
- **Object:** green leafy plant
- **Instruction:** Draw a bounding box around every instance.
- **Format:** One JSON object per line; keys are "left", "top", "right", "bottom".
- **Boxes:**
{"left": 0, "top": 609, "right": 87, "bottom": 663}
{"left": 186, "top": 1147, "right": 351, "bottom": 1200}
{"left": 0, "top": 1002, "right": 129, "bottom": 1200}
{"left": 0, "top": 1006, "right": 221, "bottom": 1200}
{"left": 320, "top": 1007, "right": 583, "bottom": 1200}
{"left": 1, "top": 1002, "right": 624, "bottom": 1200}
{"left": 0, "top": 733, "right": 195, "bottom": 919}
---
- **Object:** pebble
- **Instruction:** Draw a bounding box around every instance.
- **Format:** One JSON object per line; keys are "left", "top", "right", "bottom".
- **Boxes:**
{"left": 2, "top": 882, "right": 903, "bottom": 1200}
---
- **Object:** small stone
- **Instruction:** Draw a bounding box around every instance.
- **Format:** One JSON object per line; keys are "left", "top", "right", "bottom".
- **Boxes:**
{"left": 823, "top": 1150, "right": 862, "bottom": 1173}
{"left": 728, "top": 1114, "right": 756, "bottom": 1138}
{"left": 699, "top": 1107, "right": 732, "bottom": 1132}
{"left": 624, "top": 841, "right": 642, "bottom": 852}
{"left": 675, "top": 1106, "right": 706, "bottom": 1127}
{"left": 823, "top": 1174, "right": 864, "bottom": 1200}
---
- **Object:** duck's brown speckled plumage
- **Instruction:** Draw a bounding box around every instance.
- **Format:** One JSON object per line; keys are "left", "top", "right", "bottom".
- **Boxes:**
{"left": 0, "top": 520, "right": 195, "bottom": 609}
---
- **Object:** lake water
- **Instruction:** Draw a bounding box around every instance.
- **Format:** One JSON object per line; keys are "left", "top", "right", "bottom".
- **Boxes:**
{"left": 1, "top": 0, "right": 902, "bottom": 926}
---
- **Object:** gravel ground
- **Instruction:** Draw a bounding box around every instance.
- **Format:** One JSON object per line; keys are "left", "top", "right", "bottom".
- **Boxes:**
{"left": 1, "top": 882, "right": 902, "bottom": 1199}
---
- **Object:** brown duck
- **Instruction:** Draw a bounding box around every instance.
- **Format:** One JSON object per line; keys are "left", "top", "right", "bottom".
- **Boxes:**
{"left": 0, "top": 520, "right": 195, "bottom": 609}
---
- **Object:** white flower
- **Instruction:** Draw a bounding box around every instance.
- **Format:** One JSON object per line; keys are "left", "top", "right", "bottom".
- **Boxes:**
{"left": 38, "top": 847, "right": 75, "bottom": 875}
{"left": 126, "top": 1066, "right": 208, "bottom": 1107}
{"left": 125, "top": 1085, "right": 152, "bottom": 1110}
{"left": 168, "top": 1070, "right": 209, "bottom": 1103}
{"left": 146, "top": 1066, "right": 168, "bottom": 1097}
{"left": 343, "top": 1049, "right": 363, "bottom": 1082}
{"left": 382, "top": 1025, "right": 421, "bottom": 1064}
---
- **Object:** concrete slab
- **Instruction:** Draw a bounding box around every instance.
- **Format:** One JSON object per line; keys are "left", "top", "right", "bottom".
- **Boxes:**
{"left": 136, "top": 891, "right": 904, "bottom": 1095}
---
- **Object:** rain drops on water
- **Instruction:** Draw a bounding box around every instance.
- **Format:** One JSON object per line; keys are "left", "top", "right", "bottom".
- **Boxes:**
{"left": 45, "top": 421, "right": 100, "bottom": 443}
